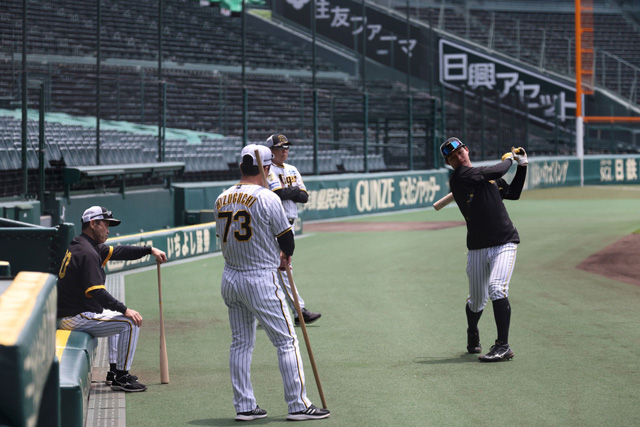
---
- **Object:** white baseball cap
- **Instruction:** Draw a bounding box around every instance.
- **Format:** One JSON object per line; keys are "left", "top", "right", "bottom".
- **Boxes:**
{"left": 241, "top": 144, "right": 273, "bottom": 166}
{"left": 81, "top": 206, "right": 121, "bottom": 226}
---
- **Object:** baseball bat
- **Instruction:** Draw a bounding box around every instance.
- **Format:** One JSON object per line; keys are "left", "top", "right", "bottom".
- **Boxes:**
{"left": 255, "top": 149, "right": 328, "bottom": 408}
{"left": 157, "top": 261, "right": 170, "bottom": 384}
{"left": 283, "top": 266, "right": 328, "bottom": 409}
{"left": 433, "top": 192, "right": 454, "bottom": 211}
{"left": 254, "top": 149, "right": 270, "bottom": 189}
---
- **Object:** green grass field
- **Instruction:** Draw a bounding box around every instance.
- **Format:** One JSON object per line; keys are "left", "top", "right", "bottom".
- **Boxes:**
{"left": 123, "top": 186, "right": 640, "bottom": 426}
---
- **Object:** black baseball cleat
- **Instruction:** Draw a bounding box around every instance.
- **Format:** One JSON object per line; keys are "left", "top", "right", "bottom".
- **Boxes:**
{"left": 286, "top": 405, "right": 330, "bottom": 421}
{"left": 235, "top": 406, "right": 267, "bottom": 421}
{"left": 478, "top": 341, "right": 514, "bottom": 362}
{"left": 110, "top": 373, "right": 147, "bottom": 392}
{"left": 467, "top": 329, "right": 482, "bottom": 354}
{"left": 295, "top": 308, "right": 321, "bottom": 326}
{"left": 106, "top": 370, "right": 137, "bottom": 385}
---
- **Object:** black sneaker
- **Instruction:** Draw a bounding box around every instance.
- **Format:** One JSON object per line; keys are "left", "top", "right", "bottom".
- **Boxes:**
{"left": 235, "top": 406, "right": 267, "bottom": 421}
{"left": 105, "top": 370, "right": 138, "bottom": 385}
{"left": 467, "top": 329, "right": 482, "bottom": 354}
{"left": 286, "top": 405, "right": 330, "bottom": 421}
{"left": 110, "top": 373, "right": 147, "bottom": 392}
{"left": 295, "top": 308, "right": 322, "bottom": 326}
{"left": 478, "top": 341, "right": 514, "bottom": 362}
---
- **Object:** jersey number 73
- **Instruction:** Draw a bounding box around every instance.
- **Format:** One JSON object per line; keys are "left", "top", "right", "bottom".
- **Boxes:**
{"left": 218, "top": 210, "right": 253, "bottom": 243}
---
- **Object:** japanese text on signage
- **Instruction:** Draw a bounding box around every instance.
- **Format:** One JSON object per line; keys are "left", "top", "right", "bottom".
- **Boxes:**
{"left": 440, "top": 39, "right": 576, "bottom": 122}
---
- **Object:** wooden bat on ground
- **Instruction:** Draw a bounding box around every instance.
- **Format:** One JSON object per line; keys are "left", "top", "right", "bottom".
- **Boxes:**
{"left": 433, "top": 192, "right": 454, "bottom": 211}
{"left": 157, "top": 261, "right": 170, "bottom": 384}
{"left": 283, "top": 267, "right": 328, "bottom": 409}
{"left": 255, "top": 148, "right": 328, "bottom": 409}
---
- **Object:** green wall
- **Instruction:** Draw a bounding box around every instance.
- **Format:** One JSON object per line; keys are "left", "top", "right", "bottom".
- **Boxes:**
{"left": 1, "top": 155, "right": 639, "bottom": 275}
{"left": 55, "top": 189, "right": 175, "bottom": 237}
{"left": 1, "top": 154, "right": 639, "bottom": 230}
{"left": 173, "top": 169, "right": 452, "bottom": 224}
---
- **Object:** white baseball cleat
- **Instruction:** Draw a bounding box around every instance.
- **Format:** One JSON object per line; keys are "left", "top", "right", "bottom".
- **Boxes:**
{"left": 286, "top": 405, "right": 330, "bottom": 421}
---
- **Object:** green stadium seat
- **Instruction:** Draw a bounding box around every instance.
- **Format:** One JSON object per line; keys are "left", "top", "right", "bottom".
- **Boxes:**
{"left": 56, "top": 330, "right": 97, "bottom": 427}
{"left": 55, "top": 330, "right": 98, "bottom": 371}
{"left": 58, "top": 348, "right": 91, "bottom": 427}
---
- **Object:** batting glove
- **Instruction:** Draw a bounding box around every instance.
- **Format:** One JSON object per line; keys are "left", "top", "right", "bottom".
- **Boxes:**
{"left": 501, "top": 151, "right": 515, "bottom": 164}
{"left": 512, "top": 147, "right": 528, "bottom": 166}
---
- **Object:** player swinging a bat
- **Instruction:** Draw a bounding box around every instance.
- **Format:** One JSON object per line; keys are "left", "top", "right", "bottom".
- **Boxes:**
{"left": 441, "top": 137, "right": 527, "bottom": 362}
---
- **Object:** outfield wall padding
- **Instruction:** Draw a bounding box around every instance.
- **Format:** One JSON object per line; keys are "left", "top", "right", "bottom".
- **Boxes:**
{"left": 1, "top": 156, "right": 639, "bottom": 275}
{"left": 173, "top": 169, "right": 452, "bottom": 224}
{"left": 104, "top": 222, "right": 220, "bottom": 274}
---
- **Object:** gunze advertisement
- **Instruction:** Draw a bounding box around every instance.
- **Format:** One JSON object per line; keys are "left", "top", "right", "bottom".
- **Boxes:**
{"left": 300, "top": 171, "right": 449, "bottom": 220}
{"left": 104, "top": 156, "right": 639, "bottom": 271}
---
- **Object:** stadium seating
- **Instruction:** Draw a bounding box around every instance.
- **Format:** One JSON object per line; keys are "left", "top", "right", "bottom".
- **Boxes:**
{"left": 0, "top": 59, "right": 435, "bottom": 179}
{"left": 0, "top": 0, "right": 438, "bottom": 166}
{"left": 410, "top": 2, "right": 640, "bottom": 102}
{"left": 1, "top": 0, "right": 338, "bottom": 72}
{"left": 1, "top": 0, "right": 638, "bottom": 198}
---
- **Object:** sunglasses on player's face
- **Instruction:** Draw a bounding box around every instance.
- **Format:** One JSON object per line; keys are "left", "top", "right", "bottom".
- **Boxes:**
{"left": 88, "top": 210, "right": 113, "bottom": 220}
{"left": 441, "top": 138, "right": 465, "bottom": 157}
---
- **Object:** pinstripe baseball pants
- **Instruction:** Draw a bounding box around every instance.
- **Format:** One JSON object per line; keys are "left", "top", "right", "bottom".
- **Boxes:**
{"left": 466, "top": 243, "right": 518, "bottom": 313}
{"left": 277, "top": 224, "right": 305, "bottom": 314}
{"left": 57, "top": 310, "right": 140, "bottom": 371}
{"left": 221, "top": 266, "right": 311, "bottom": 414}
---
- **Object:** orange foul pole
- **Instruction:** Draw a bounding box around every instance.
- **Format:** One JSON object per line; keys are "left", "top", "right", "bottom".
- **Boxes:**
{"left": 575, "top": 0, "right": 594, "bottom": 161}
{"left": 576, "top": 0, "right": 638, "bottom": 124}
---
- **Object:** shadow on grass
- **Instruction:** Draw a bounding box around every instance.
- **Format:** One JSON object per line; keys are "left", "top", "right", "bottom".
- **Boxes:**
{"left": 189, "top": 419, "right": 276, "bottom": 426}
{"left": 414, "top": 353, "right": 479, "bottom": 364}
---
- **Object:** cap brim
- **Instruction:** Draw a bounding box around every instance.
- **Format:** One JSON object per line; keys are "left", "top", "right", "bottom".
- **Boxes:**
{"left": 105, "top": 218, "right": 121, "bottom": 227}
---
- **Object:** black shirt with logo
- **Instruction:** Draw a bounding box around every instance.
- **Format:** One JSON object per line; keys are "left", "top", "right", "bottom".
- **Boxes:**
{"left": 57, "top": 233, "right": 151, "bottom": 318}
{"left": 450, "top": 160, "right": 527, "bottom": 250}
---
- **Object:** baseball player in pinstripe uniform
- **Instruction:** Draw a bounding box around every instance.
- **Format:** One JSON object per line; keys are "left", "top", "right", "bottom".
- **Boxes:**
{"left": 264, "top": 134, "right": 321, "bottom": 326}
{"left": 56, "top": 206, "right": 167, "bottom": 391}
{"left": 215, "top": 144, "right": 329, "bottom": 421}
{"left": 441, "top": 138, "right": 527, "bottom": 362}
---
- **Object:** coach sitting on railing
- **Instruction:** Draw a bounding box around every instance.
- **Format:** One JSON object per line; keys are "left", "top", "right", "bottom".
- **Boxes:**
{"left": 56, "top": 206, "right": 167, "bottom": 392}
